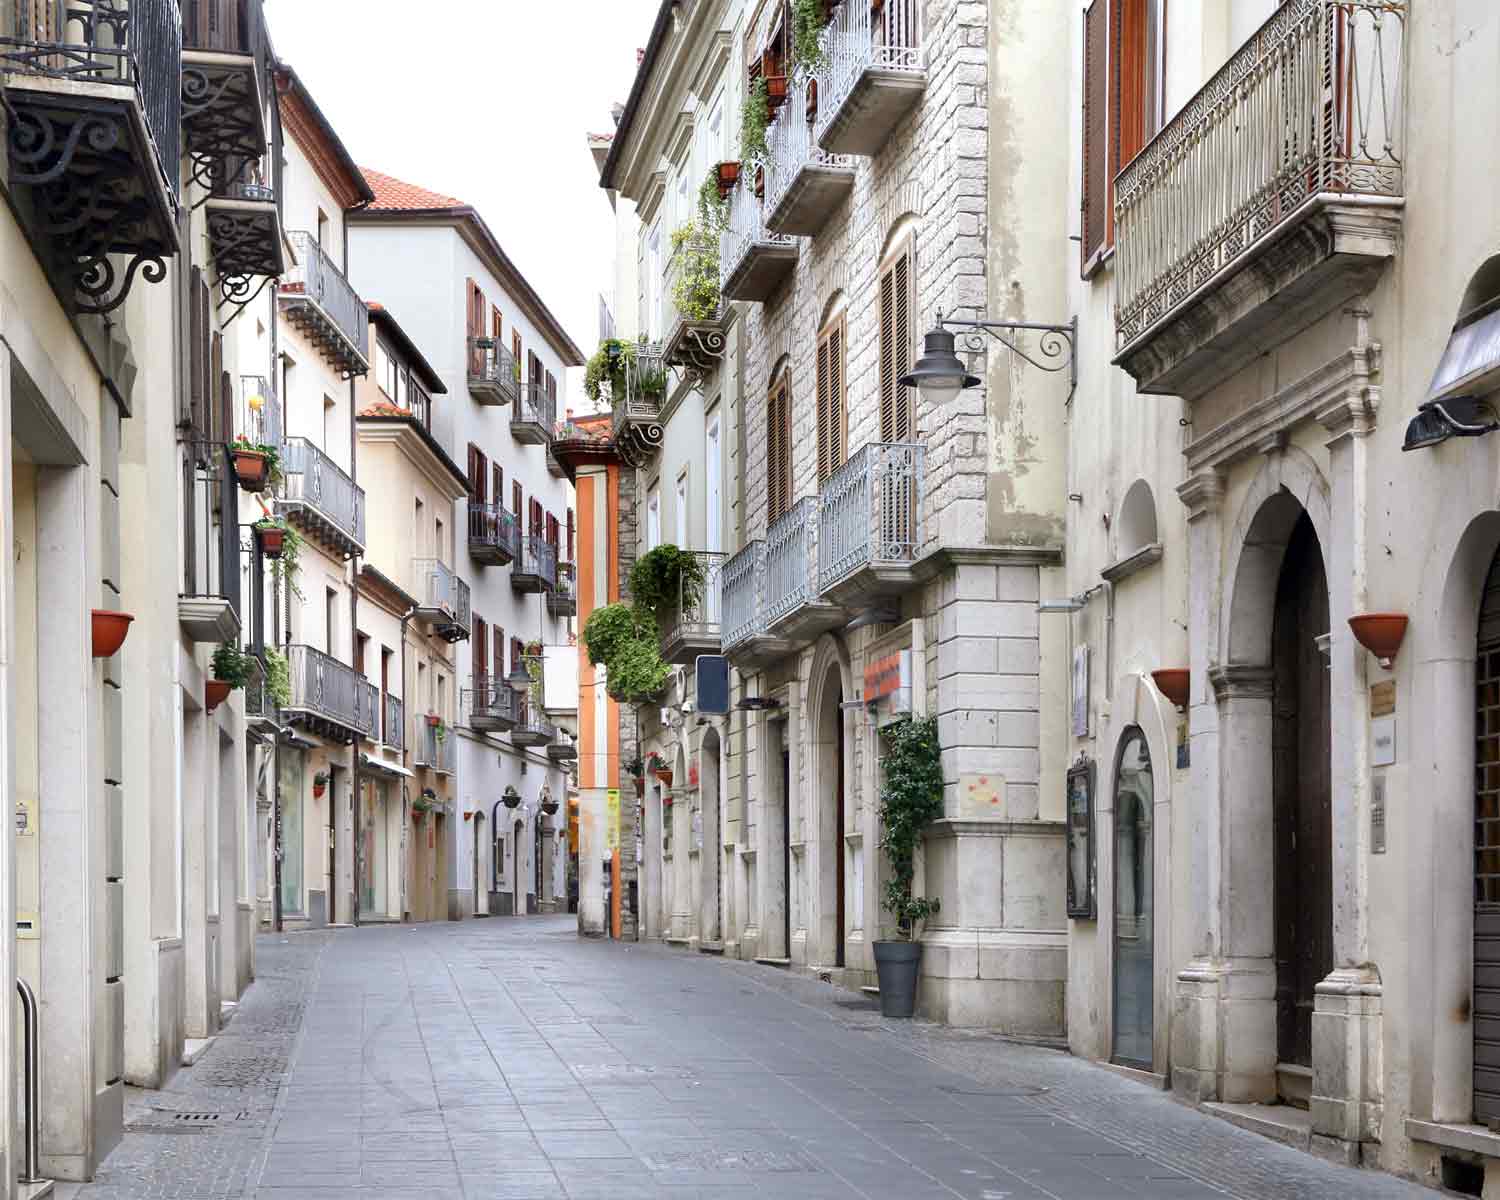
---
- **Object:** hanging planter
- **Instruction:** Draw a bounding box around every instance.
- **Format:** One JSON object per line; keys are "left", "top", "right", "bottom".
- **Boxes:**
{"left": 312, "top": 770, "right": 329, "bottom": 800}
{"left": 91, "top": 609, "right": 135, "bottom": 658}
{"left": 205, "top": 679, "right": 232, "bottom": 713}
{"left": 1150, "top": 669, "right": 1191, "bottom": 711}
{"left": 716, "top": 160, "right": 740, "bottom": 196}
{"left": 541, "top": 800, "right": 560, "bottom": 817}
{"left": 502, "top": 785, "right": 522, "bottom": 810}
{"left": 255, "top": 521, "right": 285, "bottom": 559}
{"left": 231, "top": 449, "right": 269, "bottom": 491}
{"left": 1349, "top": 613, "right": 1408, "bottom": 670}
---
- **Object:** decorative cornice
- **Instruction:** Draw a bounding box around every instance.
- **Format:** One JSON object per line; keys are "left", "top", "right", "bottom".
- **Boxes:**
{"left": 1176, "top": 470, "right": 1226, "bottom": 520}
{"left": 1208, "top": 664, "right": 1274, "bottom": 701}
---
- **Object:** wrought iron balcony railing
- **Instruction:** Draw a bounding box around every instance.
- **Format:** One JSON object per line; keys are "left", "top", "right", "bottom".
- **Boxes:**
{"left": 414, "top": 719, "right": 456, "bottom": 774}
{"left": 413, "top": 558, "right": 471, "bottom": 642}
{"left": 383, "top": 692, "right": 404, "bottom": 752}
{"left": 467, "top": 337, "right": 520, "bottom": 407}
{"left": 511, "top": 534, "right": 557, "bottom": 594}
{"left": 465, "top": 676, "right": 517, "bottom": 733}
{"left": 511, "top": 693, "right": 554, "bottom": 748}
{"left": 659, "top": 550, "right": 726, "bottom": 665}
{"left": 282, "top": 230, "right": 370, "bottom": 375}
{"left": 663, "top": 237, "right": 727, "bottom": 372}
{"left": 283, "top": 644, "right": 377, "bottom": 743}
{"left": 818, "top": 442, "right": 924, "bottom": 596}
{"left": 547, "top": 561, "right": 577, "bottom": 617}
{"left": 815, "top": 0, "right": 925, "bottom": 156}
{"left": 720, "top": 177, "right": 797, "bottom": 302}
{"left": 278, "top": 436, "right": 366, "bottom": 557}
{"left": 512, "top": 382, "right": 555, "bottom": 444}
{"left": 721, "top": 540, "right": 765, "bottom": 653}
{"left": 610, "top": 342, "right": 667, "bottom": 466}
{"left": 2, "top": 0, "right": 183, "bottom": 313}
{"left": 1114, "top": 0, "right": 1406, "bottom": 356}
{"left": 767, "top": 496, "right": 819, "bottom": 625}
{"left": 205, "top": 159, "right": 283, "bottom": 283}
{"left": 468, "top": 502, "right": 520, "bottom": 566}
{"left": 237, "top": 374, "right": 279, "bottom": 455}
{"left": 764, "top": 69, "right": 855, "bottom": 237}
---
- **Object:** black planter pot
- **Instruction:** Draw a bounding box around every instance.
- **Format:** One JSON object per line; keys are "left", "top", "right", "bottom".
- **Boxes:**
{"left": 872, "top": 940, "right": 922, "bottom": 1018}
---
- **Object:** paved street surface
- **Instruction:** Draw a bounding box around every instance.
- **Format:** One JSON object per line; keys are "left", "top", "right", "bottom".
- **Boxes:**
{"left": 62, "top": 916, "right": 1436, "bottom": 1199}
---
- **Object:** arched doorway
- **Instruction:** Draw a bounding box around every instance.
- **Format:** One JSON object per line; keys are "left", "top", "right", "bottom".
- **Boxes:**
{"left": 1112, "top": 728, "right": 1153, "bottom": 1069}
{"left": 1271, "top": 511, "right": 1332, "bottom": 1082}
{"left": 1476, "top": 549, "right": 1500, "bottom": 1121}
{"left": 813, "top": 660, "right": 846, "bottom": 969}
{"left": 472, "top": 810, "right": 486, "bottom": 916}
{"left": 700, "top": 729, "right": 722, "bottom": 944}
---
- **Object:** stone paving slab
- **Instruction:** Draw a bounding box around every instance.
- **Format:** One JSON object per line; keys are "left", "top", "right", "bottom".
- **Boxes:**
{"left": 57, "top": 916, "right": 1443, "bottom": 1200}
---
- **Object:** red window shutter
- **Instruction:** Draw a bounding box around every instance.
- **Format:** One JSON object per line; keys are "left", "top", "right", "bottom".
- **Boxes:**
{"left": 493, "top": 629, "right": 504, "bottom": 682}
{"left": 566, "top": 508, "right": 575, "bottom": 561}
{"left": 465, "top": 278, "right": 480, "bottom": 337}
{"left": 492, "top": 308, "right": 503, "bottom": 341}
{"left": 492, "top": 464, "right": 503, "bottom": 508}
{"left": 473, "top": 617, "right": 487, "bottom": 689}
{"left": 1081, "top": 0, "right": 1109, "bottom": 274}
{"left": 513, "top": 481, "right": 523, "bottom": 518}
{"left": 546, "top": 513, "right": 558, "bottom": 547}
{"left": 513, "top": 331, "right": 522, "bottom": 369}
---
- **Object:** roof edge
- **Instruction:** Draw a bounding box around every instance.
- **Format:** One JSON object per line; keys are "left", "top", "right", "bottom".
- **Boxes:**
{"left": 599, "top": 0, "right": 676, "bottom": 192}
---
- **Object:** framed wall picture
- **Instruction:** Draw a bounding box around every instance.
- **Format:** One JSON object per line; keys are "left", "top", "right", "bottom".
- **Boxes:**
{"left": 1066, "top": 757, "right": 1097, "bottom": 919}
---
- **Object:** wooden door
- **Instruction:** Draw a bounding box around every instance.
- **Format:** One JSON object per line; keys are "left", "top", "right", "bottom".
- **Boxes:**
{"left": 1474, "top": 552, "right": 1500, "bottom": 1121}
{"left": 1271, "top": 513, "right": 1332, "bottom": 1075}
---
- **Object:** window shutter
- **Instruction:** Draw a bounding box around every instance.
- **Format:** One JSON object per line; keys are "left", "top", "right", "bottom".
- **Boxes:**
{"left": 566, "top": 508, "right": 575, "bottom": 562}
{"left": 878, "top": 249, "right": 912, "bottom": 444}
{"left": 492, "top": 307, "right": 503, "bottom": 341}
{"left": 767, "top": 380, "right": 791, "bottom": 525}
{"left": 492, "top": 464, "right": 503, "bottom": 509}
{"left": 1081, "top": 0, "right": 1109, "bottom": 273}
{"left": 513, "top": 331, "right": 522, "bottom": 370}
{"left": 513, "top": 480, "right": 523, "bottom": 518}
{"left": 209, "top": 331, "right": 224, "bottom": 442}
{"left": 816, "top": 336, "right": 831, "bottom": 484}
{"left": 189, "top": 267, "right": 209, "bottom": 435}
{"left": 493, "top": 629, "right": 504, "bottom": 683}
{"left": 465, "top": 279, "right": 478, "bottom": 337}
{"left": 473, "top": 616, "right": 487, "bottom": 689}
{"left": 816, "top": 317, "right": 847, "bottom": 484}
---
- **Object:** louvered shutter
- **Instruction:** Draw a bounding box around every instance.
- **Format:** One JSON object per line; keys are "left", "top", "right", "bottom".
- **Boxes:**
{"left": 1081, "top": 0, "right": 1109, "bottom": 273}
{"left": 878, "top": 248, "right": 912, "bottom": 444}
{"left": 513, "top": 332, "right": 522, "bottom": 371}
{"left": 767, "top": 381, "right": 791, "bottom": 525}
{"left": 878, "top": 266, "right": 895, "bottom": 442}
{"left": 189, "top": 267, "right": 209, "bottom": 436}
{"left": 830, "top": 318, "right": 847, "bottom": 460}
{"left": 473, "top": 617, "right": 487, "bottom": 691}
{"left": 816, "top": 336, "right": 831, "bottom": 484}
{"left": 546, "top": 512, "right": 558, "bottom": 548}
{"left": 209, "top": 331, "right": 224, "bottom": 442}
{"left": 513, "top": 481, "right": 523, "bottom": 518}
{"left": 566, "top": 509, "right": 575, "bottom": 562}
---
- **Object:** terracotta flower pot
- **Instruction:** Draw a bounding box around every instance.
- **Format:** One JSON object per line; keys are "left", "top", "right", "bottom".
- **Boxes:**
{"left": 1349, "top": 613, "right": 1409, "bottom": 669}
{"left": 256, "top": 525, "right": 285, "bottom": 559}
{"left": 653, "top": 769, "right": 673, "bottom": 785}
{"left": 765, "top": 75, "right": 788, "bottom": 104}
{"left": 205, "top": 679, "right": 232, "bottom": 713}
{"left": 312, "top": 784, "right": 326, "bottom": 800}
{"left": 231, "top": 449, "right": 269, "bottom": 491}
{"left": 91, "top": 609, "right": 135, "bottom": 658}
{"left": 1150, "top": 668, "right": 1191, "bottom": 710}
{"left": 716, "top": 161, "right": 740, "bottom": 189}
{"left": 426, "top": 714, "right": 441, "bottom": 727}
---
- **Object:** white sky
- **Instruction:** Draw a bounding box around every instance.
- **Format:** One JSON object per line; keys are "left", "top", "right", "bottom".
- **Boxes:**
{"left": 263, "top": 0, "right": 659, "bottom": 401}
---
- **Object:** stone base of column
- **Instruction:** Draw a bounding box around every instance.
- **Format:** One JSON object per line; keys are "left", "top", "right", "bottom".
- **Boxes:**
{"left": 1311, "top": 965, "right": 1383, "bottom": 1153}
{"left": 1171, "top": 957, "right": 1277, "bottom": 1103}
{"left": 917, "top": 928, "right": 1067, "bottom": 1032}
{"left": 447, "top": 888, "right": 473, "bottom": 921}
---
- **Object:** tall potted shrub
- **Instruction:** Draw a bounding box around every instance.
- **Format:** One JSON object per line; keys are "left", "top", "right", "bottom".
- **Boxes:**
{"left": 874, "top": 716, "right": 943, "bottom": 1018}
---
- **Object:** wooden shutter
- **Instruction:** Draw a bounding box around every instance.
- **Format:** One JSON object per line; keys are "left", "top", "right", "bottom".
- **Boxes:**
{"left": 467, "top": 443, "right": 487, "bottom": 500}
{"left": 766, "top": 377, "right": 791, "bottom": 526}
{"left": 566, "top": 508, "right": 575, "bottom": 562}
{"left": 878, "top": 245, "right": 914, "bottom": 443}
{"left": 473, "top": 616, "right": 487, "bottom": 690}
{"left": 209, "top": 331, "right": 224, "bottom": 442}
{"left": 492, "top": 464, "right": 504, "bottom": 509}
{"left": 513, "top": 480, "right": 523, "bottom": 518}
{"left": 493, "top": 629, "right": 504, "bottom": 683}
{"left": 513, "top": 331, "right": 522, "bottom": 370}
{"left": 491, "top": 307, "right": 503, "bottom": 341}
{"left": 528, "top": 350, "right": 541, "bottom": 386}
{"left": 546, "top": 512, "right": 559, "bottom": 548}
{"left": 530, "top": 498, "right": 543, "bottom": 537}
{"left": 1081, "top": 0, "right": 1109, "bottom": 273}
{"left": 816, "top": 316, "right": 846, "bottom": 484}
{"left": 189, "top": 267, "right": 209, "bottom": 435}
{"left": 465, "top": 279, "right": 483, "bottom": 337}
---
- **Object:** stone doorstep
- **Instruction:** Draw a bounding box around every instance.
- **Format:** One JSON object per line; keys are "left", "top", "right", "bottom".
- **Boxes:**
{"left": 754, "top": 957, "right": 791, "bottom": 967}
{"left": 1097, "top": 1060, "right": 1167, "bottom": 1091}
{"left": 1204, "top": 1101, "right": 1313, "bottom": 1152}
{"left": 182, "top": 1037, "right": 216, "bottom": 1067}
{"left": 20, "top": 1179, "right": 54, "bottom": 1200}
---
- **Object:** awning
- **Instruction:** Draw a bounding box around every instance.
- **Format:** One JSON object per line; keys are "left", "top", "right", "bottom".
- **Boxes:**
{"left": 1426, "top": 299, "right": 1500, "bottom": 404}
{"left": 360, "top": 754, "right": 413, "bottom": 780}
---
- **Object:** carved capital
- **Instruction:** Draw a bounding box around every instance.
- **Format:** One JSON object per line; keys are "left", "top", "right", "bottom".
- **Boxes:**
{"left": 1177, "top": 470, "right": 1226, "bottom": 520}
{"left": 1317, "top": 385, "right": 1381, "bottom": 443}
{"left": 1209, "top": 664, "right": 1274, "bottom": 702}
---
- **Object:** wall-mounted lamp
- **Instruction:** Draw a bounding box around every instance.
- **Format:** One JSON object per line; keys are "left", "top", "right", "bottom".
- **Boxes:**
{"left": 1038, "top": 584, "right": 1102, "bottom": 615}
{"left": 1402, "top": 396, "right": 1500, "bottom": 451}
{"left": 899, "top": 310, "right": 1078, "bottom": 406}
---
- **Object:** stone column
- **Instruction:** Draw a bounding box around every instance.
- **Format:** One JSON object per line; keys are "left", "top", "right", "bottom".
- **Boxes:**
{"left": 1172, "top": 470, "right": 1228, "bottom": 1102}
{"left": 758, "top": 713, "right": 789, "bottom": 961}
{"left": 671, "top": 785, "right": 693, "bottom": 941}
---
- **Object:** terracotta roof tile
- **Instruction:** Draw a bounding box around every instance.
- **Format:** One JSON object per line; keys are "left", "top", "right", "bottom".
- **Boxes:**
{"left": 362, "top": 167, "right": 466, "bottom": 213}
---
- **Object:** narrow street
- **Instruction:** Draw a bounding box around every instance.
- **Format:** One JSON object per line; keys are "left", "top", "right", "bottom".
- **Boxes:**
{"left": 61, "top": 918, "right": 1431, "bottom": 1200}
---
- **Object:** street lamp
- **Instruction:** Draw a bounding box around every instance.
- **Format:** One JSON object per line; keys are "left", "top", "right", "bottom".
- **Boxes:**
{"left": 506, "top": 661, "right": 532, "bottom": 694}
{"left": 899, "top": 311, "right": 1078, "bottom": 406}
{"left": 1401, "top": 395, "right": 1500, "bottom": 451}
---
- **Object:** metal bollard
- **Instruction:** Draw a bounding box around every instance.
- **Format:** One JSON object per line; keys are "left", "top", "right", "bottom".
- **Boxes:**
{"left": 17, "top": 978, "right": 42, "bottom": 1184}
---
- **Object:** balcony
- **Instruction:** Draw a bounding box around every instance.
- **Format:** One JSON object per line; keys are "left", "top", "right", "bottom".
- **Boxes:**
{"left": 818, "top": 442, "right": 924, "bottom": 607}
{"left": 720, "top": 180, "right": 798, "bottom": 302}
{"left": 468, "top": 502, "right": 519, "bottom": 567}
{"left": 610, "top": 342, "right": 667, "bottom": 467}
{"left": 278, "top": 437, "right": 366, "bottom": 558}
{"left": 413, "top": 558, "right": 471, "bottom": 642}
{"left": 413, "top": 719, "right": 455, "bottom": 775}
{"left": 766, "top": 496, "right": 845, "bottom": 643}
{"left": 464, "top": 676, "right": 516, "bottom": 734}
{"left": 511, "top": 535, "right": 556, "bottom": 595}
{"left": 1113, "top": 0, "right": 1406, "bottom": 398}
{"left": 382, "top": 692, "right": 404, "bottom": 752}
{"left": 511, "top": 382, "right": 555, "bottom": 445}
{"left": 663, "top": 236, "right": 729, "bottom": 373}
{"left": 511, "top": 695, "right": 554, "bottom": 749}
{"left": 765, "top": 71, "right": 855, "bottom": 238}
{"left": 547, "top": 561, "right": 577, "bottom": 618}
{"left": 2, "top": 0, "right": 181, "bottom": 314}
{"left": 545, "top": 443, "right": 566, "bottom": 478}
{"left": 815, "top": 0, "right": 925, "bottom": 157}
{"left": 721, "top": 540, "right": 793, "bottom": 670}
{"left": 467, "top": 336, "right": 519, "bottom": 407}
{"left": 281, "top": 644, "right": 378, "bottom": 745}
{"left": 205, "top": 168, "right": 283, "bottom": 287}
{"left": 659, "top": 551, "right": 726, "bottom": 666}
{"left": 547, "top": 730, "right": 578, "bottom": 762}
{"left": 181, "top": 0, "right": 268, "bottom": 172}
{"left": 238, "top": 373, "right": 279, "bottom": 446}
{"left": 281, "top": 231, "right": 370, "bottom": 377}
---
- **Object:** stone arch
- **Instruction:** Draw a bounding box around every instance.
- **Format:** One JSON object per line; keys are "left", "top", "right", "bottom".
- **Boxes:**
{"left": 1457, "top": 254, "right": 1500, "bottom": 323}
{"left": 819, "top": 288, "right": 849, "bottom": 332}
{"left": 1222, "top": 446, "right": 1332, "bottom": 667}
{"left": 878, "top": 211, "right": 920, "bottom": 269}
{"left": 806, "top": 632, "right": 854, "bottom": 968}
{"left": 1116, "top": 478, "right": 1159, "bottom": 559}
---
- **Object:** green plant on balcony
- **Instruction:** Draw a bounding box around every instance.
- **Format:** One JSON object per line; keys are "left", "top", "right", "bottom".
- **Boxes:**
{"left": 602, "top": 638, "right": 672, "bottom": 705}
{"left": 670, "top": 221, "right": 721, "bottom": 323}
{"left": 878, "top": 716, "right": 944, "bottom": 938}
{"left": 265, "top": 516, "right": 305, "bottom": 601}
{"left": 262, "top": 645, "right": 292, "bottom": 709}
{"left": 697, "top": 171, "right": 728, "bottom": 237}
{"left": 211, "top": 641, "right": 258, "bottom": 689}
{"left": 581, "top": 602, "right": 653, "bottom": 666}
{"left": 790, "top": 0, "right": 829, "bottom": 71}
{"left": 740, "top": 75, "right": 770, "bottom": 163}
{"left": 584, "top": 338, "right": 637, "bottom": 404}
{"left": 629, "top": 544, "right": 707, "bottom": 618}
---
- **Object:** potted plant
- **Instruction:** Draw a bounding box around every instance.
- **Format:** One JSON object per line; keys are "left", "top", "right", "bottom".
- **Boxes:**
{"left": 541, "top": 794, "right": 560, "bottom": 817}
{"left": 426, "top": 712, "right": 442, "bottom": 728}
{"left": 262, "top": 645, "right": 292, "bottom": 709}
{"left": 434, "top": 718, "right": 448, "bottom": 744}
{"left": 228, "top": 435, "right": 281, "bottom": 493}
{"left": 265, "top": 518, "right": 305, "bottom": 600}
{"left": 502, "top": 785, "right": 522, "bottom": 810}
{"left": 716, "top": 160, "right": 740, "bottom": 195}
{"left": 791, "top": 0, "right": 830, "bottom": 72}
{"left": 254, "top": 517, "right": 287, "bottom": 559}
{"left": 647, "top": 751, "right": 672, "bottom": 786}
{"left": 413, "top": 787, "right": 436, "bottom": 815}
{"left": 629, "top": 544, "right": 707, "bottom": 618}
{"left": 208, "top": 641, "right": 256, "bottom": 713}
{"left": 91, "top": 609, "right": 135, "bottom": 658}
{"left": 873, "top": 716, "right": 944, "bottom": 1018}
{"left": 312, "top": 770, "right": 330, "bottom": 800}
{"left": 740, "top": 75, "right": 771, "bottom": 163}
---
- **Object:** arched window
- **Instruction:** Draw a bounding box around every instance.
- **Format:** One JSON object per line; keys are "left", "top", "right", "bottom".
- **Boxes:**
{"left": 1116, "top": 479, "right": 1159, "bottom": 558}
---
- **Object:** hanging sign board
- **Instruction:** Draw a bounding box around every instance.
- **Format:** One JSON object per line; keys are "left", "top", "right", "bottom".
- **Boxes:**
{"left": 606, "top": 789, "right": 620, "bottom": 852}
{"left": 864, "top": 649, "right": 911, "bottom": 714}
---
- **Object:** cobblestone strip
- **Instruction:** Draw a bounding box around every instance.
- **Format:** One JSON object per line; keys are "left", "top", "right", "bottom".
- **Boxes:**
{"left": 67, "top": 933, "right": 328, "bottom": 1200}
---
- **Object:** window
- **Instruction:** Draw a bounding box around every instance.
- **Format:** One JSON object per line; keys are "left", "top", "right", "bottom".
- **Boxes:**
{"left": 877, "top": 244, "right": 913, "bottom": 443}
{"left": 492, "top": 464, "right": 504, "bottom": 507}
{"left": 322, "top": 394, "right": 336, "bottom": 450}
{"left": 466, "top": 278, "right": 485, "bottom": 339}
{"left": 473, "top": 616, "right": 488, "bottom": 691}
{"left": 381, "top": 647, "right": 394, "bottom": 742}
{"left": 1081, "top": 0, "right": 1167, "bottom": 274}
{"left": 646, "top": 485, "right": 661, "bottom": 550}
{"left": 435, "top": 517, "right": 446, "bottom": 565}
{"left": 492, "top": 307, "right": 503, "bottom": 342}
{"left": 766, "top": 374, "right": 792, "bottom": 525}
{"left": 705, "top": 416, "right": 722, "bottom": 555}
{"left": 529, "top": 498, "right": 543, "bottom": 539}
{"left": 493, "top": 628, "right": 504, "bottom": 685}
{"left": 467, "top": 443, "right": 488, "bottom": 501}
{"left": 325, "top": 588, "right": 339, "bottom": 658}
{"left": 675, "top": 472, "right": 688, "bottom": 548}
{"left": 566, "top": 508, "right": 575, "bottom": 563}
{"left": 545, "top": 512, "right": 559, "bottom": 550}
{"left": 513, "top": 480, "right": 523, "bottom": 520}
{"left": 817, "top": 314, "right": 847, "bottom": 482}
{"left": 512, "top": 331, "right": 522, "bottom": 372}
{"left": 376, "top": 341, "right": 402, "bottom": 401}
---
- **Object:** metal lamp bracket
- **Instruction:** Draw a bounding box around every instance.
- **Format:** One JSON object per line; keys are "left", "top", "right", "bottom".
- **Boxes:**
{"left": 939, "top": 311, "right": 1078, "bottom": 400}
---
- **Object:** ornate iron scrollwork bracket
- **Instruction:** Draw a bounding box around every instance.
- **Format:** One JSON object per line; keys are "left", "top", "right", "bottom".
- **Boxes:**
{"left": 943, "top": 311, "right": 1078, "bottom": 401}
